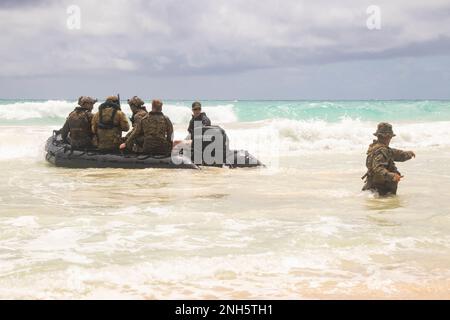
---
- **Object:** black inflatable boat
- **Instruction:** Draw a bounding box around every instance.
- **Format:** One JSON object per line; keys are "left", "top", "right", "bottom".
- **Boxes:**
{"left": 45, "top": 126, "right": 263, "bottom": 169}
{"left": 45, "top": 134, "right": 198, "bottom": 169}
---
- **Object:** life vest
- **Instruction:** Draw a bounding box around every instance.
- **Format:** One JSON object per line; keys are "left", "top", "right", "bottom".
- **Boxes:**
{"left": 67, "top": 107, "right": 93, "bottom": 144}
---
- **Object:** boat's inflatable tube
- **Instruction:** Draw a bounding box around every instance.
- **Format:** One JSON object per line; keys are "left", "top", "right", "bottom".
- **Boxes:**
{"left": 45, "top": 126, "right": 263, "bottom": 169}
{"left": 45, "top": 134, "right": 198, "bottom": 169}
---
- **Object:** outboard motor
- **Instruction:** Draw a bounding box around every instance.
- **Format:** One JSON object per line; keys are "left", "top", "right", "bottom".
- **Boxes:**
{"left": 191, "top": 125, "right": 263, "bottom": 168}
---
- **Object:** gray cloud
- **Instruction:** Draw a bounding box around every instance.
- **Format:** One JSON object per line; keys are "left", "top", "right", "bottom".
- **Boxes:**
{"left": 0, "top": 0, "right": 449, "bottom": 98}
{"left": 0, "top": 0, "right": 50, "bottom": 8}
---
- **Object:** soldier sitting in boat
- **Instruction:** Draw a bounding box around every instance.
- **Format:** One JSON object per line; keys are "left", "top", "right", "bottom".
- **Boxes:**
{"left": 187, "top": 101, "right": 211, "bottom": 139}
{"left": 58, "top": 96, "right": 97, "bottom": 149}
{"left": 124, "top": 96, "right": 148, "bottom": 152}
{"left": 362, "top": 122, "right": 415, "bottom": 196}
{"left": 92, "top": 96, "right": 129, "bottom": 152}
{"left": 120, "top": 99, "right": 174, "bottom": 156}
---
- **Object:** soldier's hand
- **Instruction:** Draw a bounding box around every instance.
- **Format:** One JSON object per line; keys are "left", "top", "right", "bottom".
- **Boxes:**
{"left": 392, "top": 173, "right": 402, "bottom": 182}
{"left": 119, "top": 143, "right": 126, "bottom": 150}
{"left": 408, "top": 151, "right": 416, "bottom": 158}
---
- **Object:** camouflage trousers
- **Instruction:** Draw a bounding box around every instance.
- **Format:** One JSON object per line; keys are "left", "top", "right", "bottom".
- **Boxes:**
{"left": 124, "top": 131, "right": 144, "bottom": 153}
{"left": 67, "top": 136, "right": 93, "bottom": 149}
{"left": 362, "top": 179, "right": 398, "bottom": 196}
{"left": 143, "top": 138, "right": 172, "bottom": 156}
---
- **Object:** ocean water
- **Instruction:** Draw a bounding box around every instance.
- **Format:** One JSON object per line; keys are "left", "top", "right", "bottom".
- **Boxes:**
{"left": 0, "top": 100, "right": 449, "bottom": 299}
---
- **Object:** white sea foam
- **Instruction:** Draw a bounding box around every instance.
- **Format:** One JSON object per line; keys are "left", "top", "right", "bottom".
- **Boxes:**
{"left": 0, "top": 100, "right": 76, "bottom": 120}
{"left": 0, "top": 127, "right": 51, "bottom": 160}
{"left": 1, "top": 100, "right": 449, "bottom": 161}
{"left": 0, "top": 118, "right": 450, "bottom": 161}
{"left": 0, "top": 100, "right": 237, "bottom": 124}
{"left": 224, "top": 118, "right": 450, "bottom": 156}
{"left": 1, "top": 216, "right": 39, "bottom": 228}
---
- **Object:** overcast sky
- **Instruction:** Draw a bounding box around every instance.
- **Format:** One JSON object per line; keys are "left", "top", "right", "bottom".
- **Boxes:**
{"left": 1, "top": 0, "right": 449, "bottom": 99}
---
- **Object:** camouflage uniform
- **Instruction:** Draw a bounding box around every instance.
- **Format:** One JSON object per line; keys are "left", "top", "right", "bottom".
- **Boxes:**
{"left": 92, "top": 96, "right": 130, "bottom": 151}
{"left": 130, "top": 108, "right": 148, "bottom": 125}
{"left": 362, "top": 123, "right": 414, "bottom": 196}
{"left": 125, "top": 111, "right": 174, "bottom": 156}
{"left": 59, "top": 96, "right": 96, "bottom": 149}
{"left": 188, "top": 112, "right": 211, "bottom": 137}
{"left": 124, "top": 96, "right": 148, "bottom": 152}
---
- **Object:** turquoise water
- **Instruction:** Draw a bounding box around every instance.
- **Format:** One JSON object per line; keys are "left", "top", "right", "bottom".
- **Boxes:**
{"left": 231, "top": 100, "right": 450, "bottom": 122}
{"left": 1, "top": 100, "right": 450, "bottom": 124}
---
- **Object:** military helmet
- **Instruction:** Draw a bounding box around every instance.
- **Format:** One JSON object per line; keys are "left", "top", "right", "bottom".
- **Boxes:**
{"left": 192, "top": 101, "right": 202, "bottom": 109}
{"left": 373, "top": 122, "right": 396, "bottom": 137}
{"left": 106, "top": 95, "right": 119, "bottom": 103}
{"left": 78, "top": 96, "right": 97, "bottom": 106}
{"left": 127, "top": 96, "right": 145, "bottom": 107}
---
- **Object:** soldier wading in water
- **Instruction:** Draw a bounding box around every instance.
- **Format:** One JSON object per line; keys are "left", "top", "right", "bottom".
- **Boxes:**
{"left": 362, "top": 122, "right": 416, "bottom": 196}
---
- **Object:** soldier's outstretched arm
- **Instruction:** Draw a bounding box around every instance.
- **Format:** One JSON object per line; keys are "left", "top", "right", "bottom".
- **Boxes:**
{"left": 60, "top": 118, "right": 70, "bottom": 142}
{"left": 125, "top": 120, "right": 142, "bottom": 149}
{"left": 166, "top": 117, "right": 174, "bottom": 143}
{"left": 391, "top": 148, "right": 415, "bottom": 162}
{"left": 372, "top": 151, "right": 396, "bottom": 182}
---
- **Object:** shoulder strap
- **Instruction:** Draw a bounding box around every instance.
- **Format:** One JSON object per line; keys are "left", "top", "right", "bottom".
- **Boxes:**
{"left": 378, "top": 147, "right": 389, "bottom": 159}
{"left": 365, "top": 145, "right": 389, "bottom": 177}
{"left": 111, "top": 108, "right": 118, "bottom": 124}
{"left": 368, "top": 144, "right": 386, "bottom": 157}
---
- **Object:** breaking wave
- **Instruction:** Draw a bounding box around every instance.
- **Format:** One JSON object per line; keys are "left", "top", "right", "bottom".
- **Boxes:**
{"left": 1, "top": 99, "right": 449, "bottom": 161}
{"left": 1, "top": 118, "right": 450, "bottom": 161}
{"left": 225, "top": 118, "right": 450, "bottom": 155}
{"left": 0, "top": 100, "right": 237, "bottom": 125}
{"left": 1, "top": 99, "right": 450, "bottom": 125}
